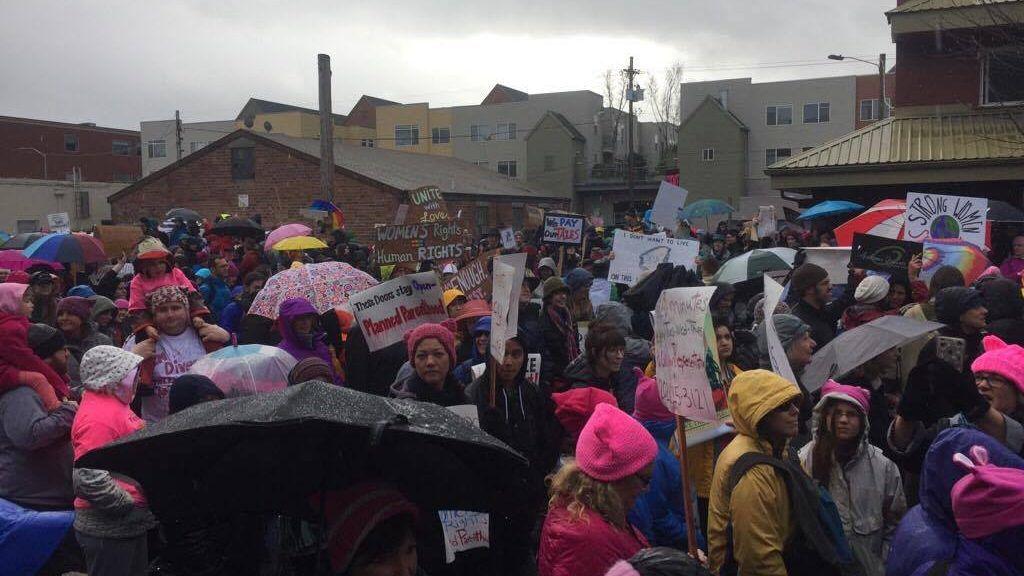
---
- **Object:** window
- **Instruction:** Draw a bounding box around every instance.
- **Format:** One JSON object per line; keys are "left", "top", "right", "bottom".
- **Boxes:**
{"left": 360, "top": 139, "right": 375, "bottom": 148}
{"left": 471, "top": 124, "right": 491, "bottom": 142}
{"left": 859, "top": 99, "right": 891, "bottom": 121}
{"left": 431, "top": 127, "right": 450, "bottom": 144}
{"left": 112, "top": 172, "right": 135, "bottom": 183}
{"left": 111, "top": 140, "right": 133, "bottom": 155}
{"left": 983, "top": 48, "right": 1024, "bottom": 105}
{"left": 189, "top": 141, "right": 208, "bottom": 153}
{"left": 766, "top": 105, "right": 792, "bottom": 126}
{"left": 394, "top": 125, "right": 419, "bottom": 146}
{"left": 475, "top": 205, "right": 489, "bottom": 229}
{"left": 544, "top": 155, "right": 555, "bottom": 171}
{"left": 765, "top": 148, "right": 792, "bottom": 166}
{"left": 64, "top": 134, "right": 79, "bottom": 152}
{"left": 230, "top": 147, "right": 255, "bottom": 180}
{"left": 497, "top": 160, "right": 518, "bottom": 178}
{"left": 803, "top": 102, "right": 830, "bottom": 123}
{"left": 76, "top": 189, "right": 90, "bottom": 218}
{"left": 147, "top": 139, "right": 167, "bottom": 158}
{"left": 495, "top": 122, "right": 517, "bottom": 140}
{"left": 16, "top": 220, "right": 38, "bottom": 234}
{"left": 701, "top": 148, "right": 715, "bottom": 161}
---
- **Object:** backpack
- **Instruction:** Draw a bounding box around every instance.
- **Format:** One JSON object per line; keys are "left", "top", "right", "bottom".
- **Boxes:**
{"left": 720, "top": 451, "right": 861, "bottom": 576}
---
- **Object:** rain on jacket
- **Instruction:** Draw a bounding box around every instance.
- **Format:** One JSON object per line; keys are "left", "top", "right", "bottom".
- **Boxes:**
{"left": 538, "top": 503, "right": 648, "bottom": 576}
{"left": 276, "top": 298, "right": 340, "bottom": 385}
{"left": 707, "top": 369, "right": 801, "bottom": 576}
{"left": 798, "top": 393, "right": 906, "bottom": 576}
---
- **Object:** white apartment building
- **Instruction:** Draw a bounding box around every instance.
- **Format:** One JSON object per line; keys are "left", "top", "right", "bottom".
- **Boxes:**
{"left": 139, "top": 119, "right": 236, "bottom": 175}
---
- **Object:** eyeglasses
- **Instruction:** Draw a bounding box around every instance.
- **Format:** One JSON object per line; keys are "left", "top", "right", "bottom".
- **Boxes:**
{"left": 976, "top": 374, "right": 1009, "bottom": 387}
{"left": 770, "top": 398, "right": 801, "bottom": 414}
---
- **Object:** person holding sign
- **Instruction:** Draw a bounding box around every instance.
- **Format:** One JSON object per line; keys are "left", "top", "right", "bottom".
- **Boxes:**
{"left": 538, "top": 403, "right": 657, "bottom": 576}
{"left": 390, "top": 322, "right": 467, "bottom": 407}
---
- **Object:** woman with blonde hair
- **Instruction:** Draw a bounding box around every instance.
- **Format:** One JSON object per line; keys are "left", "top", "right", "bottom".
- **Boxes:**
{"left": 538, "top": 402, "right": 658, "bottom": 576}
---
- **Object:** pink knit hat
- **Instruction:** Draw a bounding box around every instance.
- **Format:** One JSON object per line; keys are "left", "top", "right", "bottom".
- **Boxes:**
{"left": 114, "top": 298, "right": 130, "bottom": 310}
{"left": 820, "top": 379, "right": 871, "bottom": 413}
{"left": 552, "top": 387, "right": 618, "bottom": 441}
{"left": 970, "top": 335, "right": 1024, "bottom": 394}
{"left": 404, "top": 320, "right": 458, "bottom": 365}
{"left": 576, "top": 402, "right": 657, "bottom": 482}
{"left": 632, "top": 372, "right": 675, "bottom": 423}
{"left": 951, "top": 445, "right": 1024, "bottom": 539}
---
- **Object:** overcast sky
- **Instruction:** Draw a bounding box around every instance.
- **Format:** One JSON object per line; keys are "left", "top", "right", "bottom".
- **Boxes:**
{"left": 1, "top": 1, "right": 895, "bottom": 130}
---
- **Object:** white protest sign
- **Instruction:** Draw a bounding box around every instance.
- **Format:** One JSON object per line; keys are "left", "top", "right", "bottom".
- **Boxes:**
{"left": 499, "top": 227, "right": 516, "bottom": 249}
{"left": 350, "top": 272, "right": 447, "bottom": 352}
{"left": 757, "top": 206, "right": 777, "bottom": 237}
{"left": 650, "top": 180, "right": 689, "bottom": 231}
{"left": 47, "top": 212, "right": 70, "bottom": 234}
{"left": 802, "top": 247, "right": 852, "bottom": 284}
{"left": 448, "top": 405, "right": 480, "bottom": 427}
{"left": 608, "top": 229, "right": 701, "bottom": 285}
{"left": 490, "top": 260, "right": 515, "bottom": 362}
{"left": 905, "top": 192, "right": 988, "bottom": 248}
{"left": 543, "top": 214, "right": 584, "bottom": 244}
{"left": 762, "top": 274, "right": 799, "bottom": 387}
{"left": 590, "top": 278, "right": 613, "bottom": 308}
{"left": 439, "top": 510, "right": 490, "bottom": 563}
{"left": 237, "top": 194, "right": 249, "bottom": 208}
{"left": 653, "top": 286, "right": 720, "bottom": 423}
{"left": 494, "top": 252, "right": 527, "bottom": 341}
{"left": 525, "top": 353, "right": 541, "bottom": 387}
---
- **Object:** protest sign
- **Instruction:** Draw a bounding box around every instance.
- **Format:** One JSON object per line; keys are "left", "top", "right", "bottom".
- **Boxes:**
{"left": 407, "top": 185, "right": 451, "bottom": 223}
{"left": 525, "top": 353, "right": 541, "bottom": 387}
{"left": 756, "top": 206, "right": 777, "bottom": 237}
{"left": 442, "top": 249, "right": 499, "bottom": 300}
{"left": 802, "top": 247, "right": 852, "bottom": 284}
{"left": 608, "top": 229, "right": 700, "bottom": 285}
{"left": 438, "top": 510, "right": 489, "bottom": 563}
{"left": 850, "top": 233, "right": 922, "bottom": 275}
{"left": 494, "top": 252, "right": 527, "bottom": 338}
{"left": 499, "top": 227, "right": 516, "bottom": 249}
{"left": 650, "top": 181, "right": 688, "bottom": 231}
{"left": 905, "top": 192, "right": 988, "bottom": 248}
{"left": 543, "top": 213, "right": 584, "bottom": 244}
{"left": 374, "top": 221, "right": 467, "bottom": 266}
{"left": 525, "top": 205, "right": 545, "bottom": 229}
{"left": 490, "top": 259, "right": 515, "bottom": 362}
{"left": 763, "top": 274, "right": 799, "bottom": 387}
{"left": 921, "top": 238, "right": 991, "bottom": 285}
{"left": 350, "top": 272, "right": 447, "bottom": 352}
{"left": 685, "top": 410, "right": 734, "bottom": 447}
{"left": 94, "top": 225, "right": 143, "bottom": 258}
{"left": 590, "top": 278, "right": 613, "bottom": 308}
{"left": 653, "top": 286, "right": 721, "bottom": 423}
{"left": 47, "top": 212, "right": 70, "bottom": 234}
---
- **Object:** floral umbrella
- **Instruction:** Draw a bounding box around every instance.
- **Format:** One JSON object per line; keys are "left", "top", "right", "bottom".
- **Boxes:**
{"left": 248, "top": 261, "right": 378, "bottom": 319}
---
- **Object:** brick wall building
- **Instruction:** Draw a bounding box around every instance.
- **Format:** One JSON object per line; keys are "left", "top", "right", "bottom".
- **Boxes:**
{"left": 108, "top": 130, "right": 568, "bottom": 242}
{"left": 0, "top": 116, "right": 141, "bottom": 182}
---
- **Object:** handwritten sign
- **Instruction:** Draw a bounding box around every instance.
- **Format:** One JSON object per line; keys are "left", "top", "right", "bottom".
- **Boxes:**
{"left": 490, "top": 259, "right": 515, "bottom": 362}
{"left": 905, "top": 192, "right": 988, "bottom": 248}
{"left": 442, "top": 250, "right": 499, "bottom": 301}
{"left": 375, "top": 221, "right": 467, "bottom": 266}
{"left": 650, "top": 180, "right": 689, "bottom": 231}
{"left": 543, "top": 213, "right": 584, "bottom": 245}
{"left": 47, "top": 212, "right": 70, "bottom": 234}
{"left": 757, "top": 206, "right": 777, "bottom": 237}
{"left": 525, "top": 353, "right": 541, "bottom": 387}
{"left": 350, "top": 272, "right": 447, "bottom": 352}
{"left": 763, "top": 274, "right": 799, "bottom": 387}
{"left": 608, "top": 230, "right": 700, "bottom": 285}
{"left": 802, "top": 247, "right": 852, "bottom": 284}
{"left": 499, "top": 227, "right": 516, "bottom": 249}
{"left": 439, "top": 510, "right": 489, "bottom": 563}
{"left": 850, "top": 233, "right": 922, "bottom": 275}
{"left": 407, "top": 186, "right": 450, "bottom": 223}
{"left": 653, "top": 286, "right": 720, "bottom": 423}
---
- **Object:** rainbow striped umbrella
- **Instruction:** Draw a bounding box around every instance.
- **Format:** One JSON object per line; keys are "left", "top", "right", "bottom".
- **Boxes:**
{"left": 22, "top": 233, "right": 106, "bottom": 264}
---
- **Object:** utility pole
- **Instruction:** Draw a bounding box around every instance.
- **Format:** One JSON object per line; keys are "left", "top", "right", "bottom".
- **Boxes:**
{"left": 878, "top": 53, "right": 887, "bottom": 120}
{"left": 174, "top": 110, "right": 183, "bottom": 161}
{"left": 318, "top": 53, "right": 335, "bottom": 204}
{"left": 622, "top": 57, "right": 642, "bottom": 212}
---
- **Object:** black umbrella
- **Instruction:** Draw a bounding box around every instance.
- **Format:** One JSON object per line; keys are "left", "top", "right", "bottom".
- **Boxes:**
{"left": 166, "top": 207, "right": 203, "bottom": 221}
{"left": 210, "top": 216, "right": 264, "bottom": 239}
{"left": 0, "top": 232, "right": 46, "bottom": 250}
{"left": 78, "top": 382, "right": 529, "bottom": 520}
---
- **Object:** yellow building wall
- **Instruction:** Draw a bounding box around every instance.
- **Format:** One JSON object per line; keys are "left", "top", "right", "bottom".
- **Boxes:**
{"left": 235, "top": 111, "right": 315, "bottom": 138}
{"left": 376, "top": 104, "right": 431, "bottom": 154}
{"left": 336, "top": 125, "right": 377, "bottom": 144}
{"left": 428, "top": 108, "right": 453, "bottom": 157}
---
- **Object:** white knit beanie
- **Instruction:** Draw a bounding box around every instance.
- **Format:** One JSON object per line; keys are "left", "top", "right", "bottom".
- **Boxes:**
{"left": 854, "top": 275, "right": 890, "bottom": 304}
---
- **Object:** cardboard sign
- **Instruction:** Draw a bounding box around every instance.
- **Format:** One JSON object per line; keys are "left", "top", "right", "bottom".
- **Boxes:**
{"left": 525, "top": 205, "right": 545, "bottom": 230}
{"left": 375, "top": 221, "right": 467, "bottom": 266}
{"left": 653, "top": 286, "right": 721, "bottom": 423}
{"left": 757, "top": 206, "right": 777, "bottom": 237}
{"left": 850, "top": 233, "right": 922, "bottom": 275}
{"left": 905, "top": 192, "right": 988, "bottom": 248}
{"left": 94, "top": 225, "right": 144, "bottom": 258}
{"left": 350, "top": 272, "right": 447, "bottom": 352}
{"left": 525, "top": 353, "right": 541, "bottom": 387}
{"left": 650, "top": 180, "right": 689, "bottom": 231}
{"left": 47, "top": 212, "right": 70, "bottom": 234}
{"left": 490, "top": 259, "right": 515, "bottom": 362}
{"left": 543, "top": 213, "right": 584, "bottom": 245}
{"left": 763, "top": 274, "right": 799, "bottom": 387}
{"left": 921, "top": 238, "right": 991, "bottom": 285}
{"left": 442, "top": 249, "right": 499, "bottom": 301}
{"left": 438, "top": 510, "right": 489, "bottom": 563}
{"left": 499, "top": 227, "right": 516, "bottom": 249}
{"left": 608, "top": 229, "right": 700, "bottom": 285}
{"left": 802, "top": 247, "right": 852, "bottom": 284}
{"left": 407, "top": 186, "right": 451, "bottom": 224}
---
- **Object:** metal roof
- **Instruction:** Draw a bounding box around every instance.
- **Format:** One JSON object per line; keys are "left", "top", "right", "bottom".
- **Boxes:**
{"left": 887, "top": 0, "right": 1018, "bottom": 14}
{"left": 766, "top": 112, "right": 1024, "bottom": 172}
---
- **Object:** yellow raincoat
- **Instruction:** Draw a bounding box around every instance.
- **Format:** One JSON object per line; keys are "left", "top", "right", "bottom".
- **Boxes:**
{"left": 707, "top": 369, "right": 801, "bottom": 575}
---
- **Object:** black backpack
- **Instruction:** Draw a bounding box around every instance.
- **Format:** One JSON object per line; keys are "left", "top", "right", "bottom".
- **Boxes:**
{"left": 720, "top": 451, "right": 861, "bottom": 576}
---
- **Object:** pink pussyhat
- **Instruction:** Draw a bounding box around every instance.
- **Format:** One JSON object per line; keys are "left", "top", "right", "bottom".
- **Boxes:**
{"left": 970, "top": 335, "right": 1024, "bottom": 395}
{"left": 576, "top": 403, "right": 657, "bottom": 482}
{"left": 820, "top": 379, "right": 870, "bottom": 413}
{"left": 951, "top": 445, "right": 1024, "bottom": 539}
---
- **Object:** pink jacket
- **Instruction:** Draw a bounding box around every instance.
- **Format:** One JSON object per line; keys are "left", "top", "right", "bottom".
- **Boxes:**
{"left": 72, "top": 391, "right": 147, "bottom": 508}
{"left": 538, "top": 503, "right": 649, "bottom": 576}
{"left": 128, "top": 267, "right": 195, "bottom": 312}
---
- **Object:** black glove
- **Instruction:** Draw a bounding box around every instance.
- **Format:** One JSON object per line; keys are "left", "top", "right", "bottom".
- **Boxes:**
{"left": 950, "top": 368, "right": 990, "bottom": 420}
{"left": 897, "top": 363, "right": 932, "bottom": 422}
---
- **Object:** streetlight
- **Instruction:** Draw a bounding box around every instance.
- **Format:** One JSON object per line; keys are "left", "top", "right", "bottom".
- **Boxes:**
{"left": 14, "top": 147, "right": 47, "bottom": 179}
{"left": 829, "top": 53, "right": 888, "bottom": 120}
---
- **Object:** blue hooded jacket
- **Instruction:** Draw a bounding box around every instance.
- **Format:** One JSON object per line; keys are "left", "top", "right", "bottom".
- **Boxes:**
{"left": 887, "top": 428, "right": 1024, "bottom": 576}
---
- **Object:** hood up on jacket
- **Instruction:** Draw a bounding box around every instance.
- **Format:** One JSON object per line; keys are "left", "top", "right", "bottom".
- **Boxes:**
{"left": 809, "top": 391, "right": 870, "bottom": 450}
{"left": 727, "top": 369, "right": 801, "bottom": 441}
{"left": 277, "top": 298, "right": 336, "bottom": 381}
{"left": 595, "top": 301, "right": 652, "bottom": 368}
{"left": 0, "top": 283, "right": 28, "bottom": 316}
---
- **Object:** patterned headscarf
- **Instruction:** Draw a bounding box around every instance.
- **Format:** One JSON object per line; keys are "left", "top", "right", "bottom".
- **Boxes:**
{"left": 146, "top": 285, "right": 189, "bottom": 311}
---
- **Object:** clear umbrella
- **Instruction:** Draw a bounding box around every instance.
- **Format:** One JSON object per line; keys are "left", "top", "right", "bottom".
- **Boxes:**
{"left": 188, "top": 344, "right": 297, "bottom": 397}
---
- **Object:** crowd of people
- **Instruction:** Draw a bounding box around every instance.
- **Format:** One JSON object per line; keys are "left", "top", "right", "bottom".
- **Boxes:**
{"left": 2, "top": 211, "right": 1024, "bottom": 576}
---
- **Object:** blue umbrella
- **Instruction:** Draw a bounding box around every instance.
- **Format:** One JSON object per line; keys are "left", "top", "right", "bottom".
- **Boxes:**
{"left": 0, "top": 232, "right": 10, "bottom": 244}
{"left": 796, "top": 200, "right": 864, "bottom": 221}
{"left": 22, "top": 233, "right": 107, "bottom": 264}
{"left": 679, "top": 199, "right": 736, "bottom": 229}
